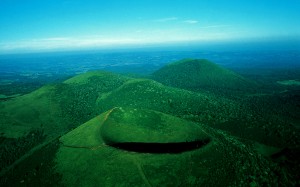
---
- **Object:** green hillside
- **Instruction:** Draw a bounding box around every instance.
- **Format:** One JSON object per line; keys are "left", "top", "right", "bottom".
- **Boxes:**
{"left": 152, "top": 59, "right": 258, "bottom": 92}
{"left": 55, "top": 107, "right": 284, "bottom": 186}
{"left": 100, "top": 107, "right": 211, "bottom": 146}
{"left": 0, "top": 71, "right": 130, "bottom": 139}
{"left": 0, "top": 62, "right": 299, "bottom": 186}
{"left": 96, "top": 78, "right": 242, "bottom": 125}
{"left": 0, "top": 85, "right": 62, "bottom": 138}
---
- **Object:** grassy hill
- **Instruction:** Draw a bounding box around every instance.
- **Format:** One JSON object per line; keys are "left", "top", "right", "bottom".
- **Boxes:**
{"left": 0, "top": 71, "right": 130, "bottom": 176}
{"left": 0, "top": 61, "right": 299, "bottom": 186}
{"left": 96, "top": 78, "right": 243, "bottom": 125}
{"left": 55, "top": 107, "right": 285, "bottom": 186}
{"left": 152, "top": 59, "right": 258, "bottom": 93}
{"left": 0, "top": 71, "right": 130, "bottom": 139}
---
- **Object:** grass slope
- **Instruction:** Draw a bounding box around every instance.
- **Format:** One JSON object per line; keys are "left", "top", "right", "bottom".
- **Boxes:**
{"left": 0, "top": 71, "right": 130, "bottom": 178}
{"left": 56, "top": 107, "right": 285, "bottom": 186}
{"left": 0, "top": 63, "right": 299, "bottom": 186}
{"left": 152, "top": 59, "right": 258, "bottom": 92}
{"left": 0, "top": 71, "right": 130, "bottom": 139}
{"left": 96, "top": 78, "right": 242, "bottom": 125}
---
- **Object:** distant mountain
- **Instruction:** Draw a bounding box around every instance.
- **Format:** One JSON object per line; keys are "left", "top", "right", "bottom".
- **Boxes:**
{"left": 152, "top": 59, "right": 258, "bottom": 92}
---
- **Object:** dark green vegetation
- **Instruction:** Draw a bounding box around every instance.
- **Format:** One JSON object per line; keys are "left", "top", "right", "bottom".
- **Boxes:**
{"left": 0, "top": 129, "right": 45, "bottom": 170}
{"left": 0, "top": 139, "right": 62, "bottom": 186}
{"left": 0, "top": 72, "right": 70, "bottom": 97}
{"left": 152, "top": 59, "right": 259, "bottom": 93}
{"left": 0, "top": 59, "right": 299, "bottom": 186}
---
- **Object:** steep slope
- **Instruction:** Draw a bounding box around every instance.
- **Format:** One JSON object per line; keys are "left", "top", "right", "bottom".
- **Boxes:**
{"left": 96, "top": 78, "right": 243, "bottom": 125}
{"left": 0, "top": 85, "right": 62, "bottom": 138}
{"left": 0, "top": 71, "right": 130, "bottom": 176}
{"left": 152, "top": 59, "right": 258, "bottom": 92}
{"left": 0, "top": 71, "right": 130, "bottom": 139}
{"left": 55, "top": 107, "right": 285, "bottom": 186}
{"left": 1, "top": 68, "right": 299, "bottom": 186}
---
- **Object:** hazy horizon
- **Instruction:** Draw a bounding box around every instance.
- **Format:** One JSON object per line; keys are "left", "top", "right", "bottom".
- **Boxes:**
{"left": 1, "top": 0, "right": 300, "bottom": 54}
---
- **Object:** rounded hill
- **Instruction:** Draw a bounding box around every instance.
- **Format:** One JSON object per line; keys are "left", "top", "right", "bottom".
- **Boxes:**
{"left": 152, "top": 59, "right": 257, "bottom": 91}
{"left": 56, "top": 107, "right": 283, "bottom": 186}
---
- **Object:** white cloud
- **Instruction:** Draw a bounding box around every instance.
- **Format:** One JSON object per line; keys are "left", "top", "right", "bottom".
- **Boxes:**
{"left": 0, "top": 37, "right": 143, "bottom": 53}
{"left": 183, "top": 20, "right": 198, "bottom": 24}
{"left": 153, "top": 17, "right": 178, "bottom": 22}
{"left": 200, "top": 25, "right": 231, "bottom": 29}
{"left": 0, "top": 29, "right": 236, "bottom": 54}
{"left": 39, "top": 37, "right": 71, "bottom": 41}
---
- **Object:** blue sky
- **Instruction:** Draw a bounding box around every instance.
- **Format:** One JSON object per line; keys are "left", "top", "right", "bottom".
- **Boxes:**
{"left": 0, "top": 0, "right": 299, "bottom": 53}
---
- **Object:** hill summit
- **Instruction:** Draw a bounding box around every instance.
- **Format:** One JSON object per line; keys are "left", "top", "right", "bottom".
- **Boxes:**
{"left": 152, "top": 59, "right": 257, "bottom": 91}
{"left": 56, "top": 107, "right": 277, "bottom": 186}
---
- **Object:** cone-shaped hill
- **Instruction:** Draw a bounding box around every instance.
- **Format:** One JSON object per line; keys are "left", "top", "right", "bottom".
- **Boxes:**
{"left": 96, "top": 78, "right": 243, "bottom": 125}
{"left": 0, "top": 71, "right": 131, "bottom": 139}
{"left": 152, "top": 59, "right": 258, "bottom": 92}
{"left": 1, "top": 68, "right": 299, "bottom": 186}
{"left": 56, "top": 107, "right": 284, "bottom": 186}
